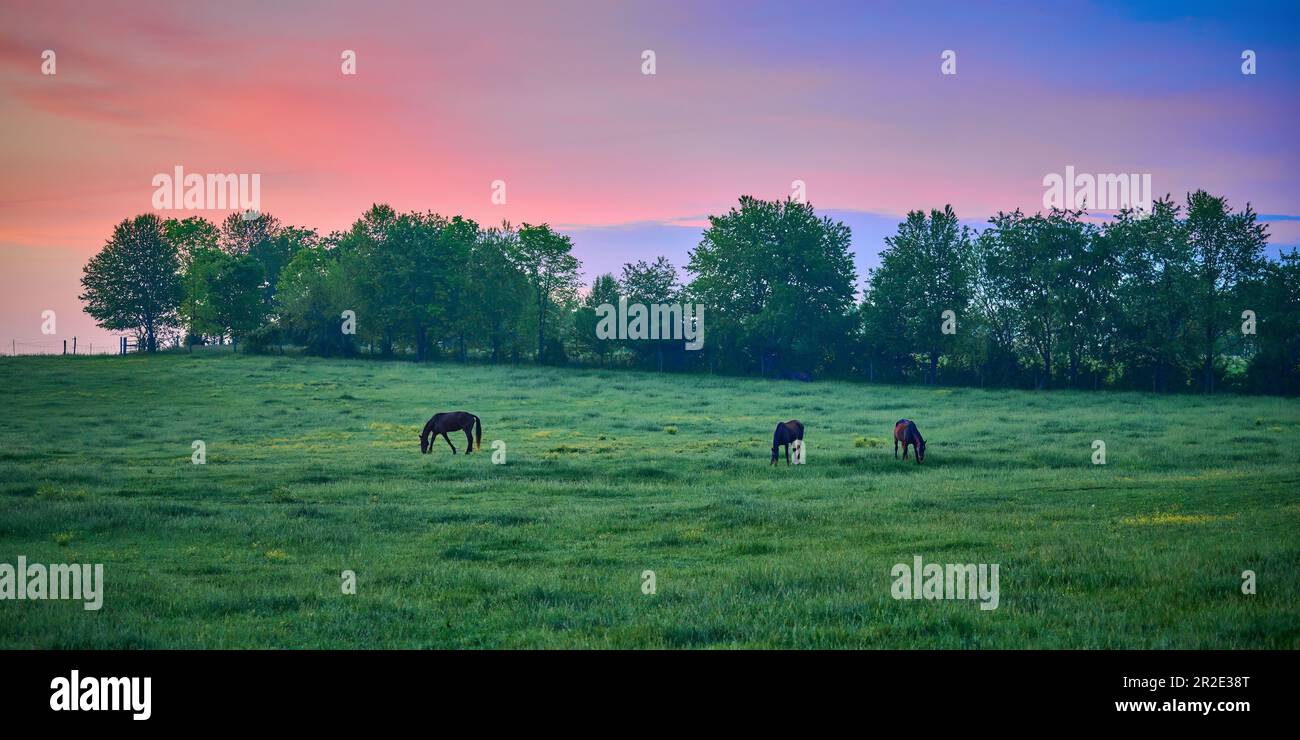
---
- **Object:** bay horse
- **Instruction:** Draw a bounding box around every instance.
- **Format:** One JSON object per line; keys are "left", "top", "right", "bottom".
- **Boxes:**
{"left": 771, "top": 420, "right": 804, "bottom": 465}
{"left": 893, "top": 418, "right": 926, "bottom": 464}
{"left": 420, "top": 411, "right": 482, "bottom": 455}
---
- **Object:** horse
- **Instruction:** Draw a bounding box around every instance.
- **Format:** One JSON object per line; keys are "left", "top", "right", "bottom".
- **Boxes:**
{"left": 771, "top": 420, "right": 805, "bottom": 465}
{"left": 420, "top": 411, "right": 482, "bottom": 455}
{"left": 893, "top": 418, "right": 926, "bottom": 464}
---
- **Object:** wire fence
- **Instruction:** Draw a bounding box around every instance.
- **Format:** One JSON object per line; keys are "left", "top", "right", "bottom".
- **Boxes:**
{"left": 4, "top": 337, "right": 135, "bottom": 356}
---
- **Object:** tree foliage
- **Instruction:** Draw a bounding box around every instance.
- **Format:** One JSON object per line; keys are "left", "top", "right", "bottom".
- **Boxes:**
{"left": 80, "top": 214, "right": 182, "bottom": 352}
{"left": 79, "top": 191, "right": 1296, "bottom": 394}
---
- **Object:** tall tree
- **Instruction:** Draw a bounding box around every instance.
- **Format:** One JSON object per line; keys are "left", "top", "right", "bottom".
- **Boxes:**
{"left": 687, "top": 196, "right": 856, "bottom": 376}
{"left": 253, "top": 225, "right": 317, "bottom": 313}
{"left": 467, "top": 223, "right": 532, "bottom": 363}
{"left": 620, "top": 257, "right": 682, "bottom": 371}
{"left": 1184, "top": 190, "right": 1269, "bottom": 393}
{"left": 979, "top": 209, "right": 1087, "bottom": 388}
{"left": 1245, "top": 249, "right": 1300, "bottom": 395}
{"left": 164, "top": 216, "right": 220, "bottom": 346}
{"left": 433, "top": 216, "right": 480, "bottom": 362}
{"left": 867, "top": 206, "right": 975, "bottom": 384}
{"left": 80, "top": 214, "right": 183, "bottom": 352}
{"left": 340, "top": 204, "right": 401, "bottom": 355}
{"left": 516, "top": 223, "right": 581, "bottom": 364}
{"left": 574, "top": 272, "right": 621, "bottom": 366}
{"left": 186, "top": 249, "right": 264, "bottom": 351}
{"left": 1106, "top": 198, "right": 1195, "bottom": 392}
{"left": 1047, "top": 211, "right": 1106, "bottom": 388}
{"left": 276, "top": 240, "right": 357, "bottom": 357}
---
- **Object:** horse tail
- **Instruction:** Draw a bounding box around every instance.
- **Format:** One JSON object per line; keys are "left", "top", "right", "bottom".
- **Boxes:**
{"left": 473, "top": 414, "right": 482, "bottom": 451}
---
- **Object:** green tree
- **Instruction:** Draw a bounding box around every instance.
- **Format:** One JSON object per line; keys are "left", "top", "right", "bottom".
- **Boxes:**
{"left": 1245, "top": 249, "right": 1300, "bottom": 395}
{"left": 164, "top": 216, "right": 220, "bottom": 346}
{"left": 516, "top": 223, "right": 581, "bottom": 364}
{"left": 1184, "top": 190, "right": 1269, "bottom": 393}
{"left": 180, "top": 243, "right": 221, "bottom": 346}
{"left": 277, "top": 241, "right": 357, "bottom": 357}
{"left": 467, "top": 223, "right": 532, "bottom": 363}
{"left": 1105, "top": 199, "right": 1195, "bottom": 392}
{"left": 620, "top": 257, "right": 681, "bottom": 371}
{"left": 214, "top": 254, "right": 265, "bottom": 351}
{"left": 218, "top": 211, "right": 282, "bottom": 256}
{"left": 186, "top": 249, "right": 264, "bottom": 351}
{"left": 80, "top": 214, "right": 183, "bottom": 352}
{"left": 866, "top": 206, "right": 975, "bottom": 384}
{"left": 574, "top": 272, "right": 620, "bottom": 366}
{"left": 340, "top": 205, "right": 402, "bottom": 355}
{"left": 978, "top": 209, "right": 1089, "bottom": 389}
{"left": 254, "top": 225, "right": 317, "bottom": 313}
{"left": 433, "top": 216, "right": 480, "bottom": 362}
{"left": 164, "top": 216, "right": 219, "bottom": 263}
{"left": 857, "top": 291, "right": 913, "bottom": 382}
{"left": 687, "top": 196, "right": 857, "bottom": 376}
{"left": 1046, "top": 211, "right": 1106, "bottom": 388}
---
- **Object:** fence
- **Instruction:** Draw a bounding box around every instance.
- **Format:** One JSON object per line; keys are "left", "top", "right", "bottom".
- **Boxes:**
{"left": 5, "top": 337, "right": 137, "bottom": 356}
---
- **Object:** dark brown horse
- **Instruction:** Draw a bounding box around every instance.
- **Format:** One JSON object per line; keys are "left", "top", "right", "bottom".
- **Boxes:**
{"left": 771, "top": 420, "right": 805, "bottom": 465}
{"left": 893, "top": 418, "right": 925, "bottom": 464}
{"left": 420, "top": 411, "right": 482, "bottom": 455}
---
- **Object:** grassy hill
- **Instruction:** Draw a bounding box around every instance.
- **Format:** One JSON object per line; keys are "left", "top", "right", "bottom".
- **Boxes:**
{"left": 1, "top": 352, "right": 1297, "bottom": 648}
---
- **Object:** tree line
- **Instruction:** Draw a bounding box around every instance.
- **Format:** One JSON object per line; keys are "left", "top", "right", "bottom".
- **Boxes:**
{"left": 80, "top": 190, "right": 1299, "bottom": 394}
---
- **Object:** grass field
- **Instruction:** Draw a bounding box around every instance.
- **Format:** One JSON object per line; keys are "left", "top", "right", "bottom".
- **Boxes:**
{"left": 1, "top": 352, "right": 1297, "bottom": 648}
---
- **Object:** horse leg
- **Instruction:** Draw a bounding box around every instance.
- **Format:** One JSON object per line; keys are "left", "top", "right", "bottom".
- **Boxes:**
{"left": 785, "top": 443, "right": 791, "bottom": 465}
{"left": 894, "top": 438, "right": 898, "bottom": 459}
{"left": 902, "top": 443, "right": 908, "bottom": 460}
{"left": 463, "top": 425, "right": 474, "bottom": 454}
{"left": 442, "top": 432, "right": 456, "bottom": 454}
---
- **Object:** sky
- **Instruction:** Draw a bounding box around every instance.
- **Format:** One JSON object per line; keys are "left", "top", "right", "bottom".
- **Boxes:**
{"left": 1, "top": 0, "right": 1297, "bottom": 352}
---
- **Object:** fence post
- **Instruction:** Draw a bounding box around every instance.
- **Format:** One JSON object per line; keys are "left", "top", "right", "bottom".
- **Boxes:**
{"left": 63, "top": 339, "right": 67, "bottom": 355}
